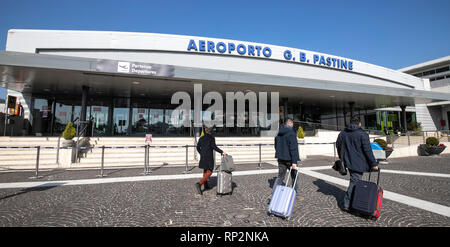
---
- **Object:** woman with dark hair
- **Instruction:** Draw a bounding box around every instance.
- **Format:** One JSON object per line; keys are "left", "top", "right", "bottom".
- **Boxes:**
{"left": 195, "top": 127, "right": 226, "bottom": 195}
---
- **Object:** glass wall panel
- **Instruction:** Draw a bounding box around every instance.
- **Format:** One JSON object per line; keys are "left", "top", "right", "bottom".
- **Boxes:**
{"left": 91, "top": 106, "right": 108, "bottom": 136}
{"left": 54, "top": 103, "right": 73, "bottom": 135}
{"left": 149, "top": 108, "right": 164, "bottom": 136}
{"left": 32, "top": 98, "right": 54, "bottom": 136}
{"left": 131, "top": 107, "right": 149, "bottom": 136}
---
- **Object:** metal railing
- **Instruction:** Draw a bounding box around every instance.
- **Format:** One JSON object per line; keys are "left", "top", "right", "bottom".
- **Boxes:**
{"left": 296, "top": 120, "right": 450, "bottom": 146}
{"left": 0, "top": 142, "right": 337, "bottom": 180}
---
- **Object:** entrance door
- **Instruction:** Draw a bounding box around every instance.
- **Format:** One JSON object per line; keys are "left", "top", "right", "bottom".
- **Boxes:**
{"left": 90, "top": 106, "right": 108, "bottom": 136}
{"left": 149, "top": 108, "right": 164, "bottom": 136}
{"left": 54, "top": 102, "right": 73, "bottom": 135}
{"left": 131, "top": 107, "right": 149, "bottom": 136}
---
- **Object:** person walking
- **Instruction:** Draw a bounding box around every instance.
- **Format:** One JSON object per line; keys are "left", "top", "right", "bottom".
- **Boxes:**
{"left": 195, "top": 127, "right": 226, "bottom": 195}
{"left": 336, "top": 116, "right": 379, "bottom": 212}
{"left": 271, "top": 118, "right": 303, "bottom": 201}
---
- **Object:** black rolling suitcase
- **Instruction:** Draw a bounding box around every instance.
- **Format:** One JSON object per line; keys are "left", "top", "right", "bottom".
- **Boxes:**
{"left": 350, "top": 169, "right": 383, "bottom": 220}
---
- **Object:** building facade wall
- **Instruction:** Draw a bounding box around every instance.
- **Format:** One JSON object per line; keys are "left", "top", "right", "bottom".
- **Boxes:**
{"left": 6, "top": 29, "right": 426, "bottom": 90}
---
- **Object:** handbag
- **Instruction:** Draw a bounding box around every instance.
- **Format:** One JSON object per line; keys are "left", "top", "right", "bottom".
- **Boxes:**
{"left": 333, "top": 144, "right": 348, "bottom": 176}
{"left": 332, "top": 160, "right": 347, "bottom": 176}
{"left": 220, "top": 154, "right": 235, "bottom": 172}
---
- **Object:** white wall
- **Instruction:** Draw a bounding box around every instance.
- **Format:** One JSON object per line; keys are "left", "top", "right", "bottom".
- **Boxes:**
{"left": 6, "top": 29, "right": 425, "bottom": 90}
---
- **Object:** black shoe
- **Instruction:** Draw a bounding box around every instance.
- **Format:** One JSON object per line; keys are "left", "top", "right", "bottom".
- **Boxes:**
{"left": 204, "top": 181, "right": 211, "bottom": 190}
{"left": 341, "top": 207, "right": 350, "bottom": 213}
{"left": 195, "top": 183, "right": 203, "bottom": 195}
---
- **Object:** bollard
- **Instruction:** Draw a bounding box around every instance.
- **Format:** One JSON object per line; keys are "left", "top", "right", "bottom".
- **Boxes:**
{"left": 97, "top": 146, "right": 107, "bottom": 178}
{"left": 142, "top": 144, "right": 151, "bottom": 175}
{"left": 29, "top": 146, "right": 42, "bottom": 179}
{"left": 142, "top": 144, "right": 148, "bottom": 175}
{"left": 56, "top": 136, "right": 61, "bottom": 165}
{"left": 407, "top": 131, "right": 410, "bottom": 146}
{"left": 258, "top": 143, "right": 262, "bottom": 169}
{"left": 182, "top": 145, "right": 191, "bottom": 174}
{"left": 333, "top": 142, "right": 336, "bottom": 163}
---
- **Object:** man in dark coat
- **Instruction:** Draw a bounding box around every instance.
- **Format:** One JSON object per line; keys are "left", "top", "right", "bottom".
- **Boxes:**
{"left": 336, "top": 116, "right": 379, "bottom": 211}
{"left": 195, "top": 127, "right": 226, "bottom": 195}
{"left": 271, "top": 118, "right": 303, "bottom": 201}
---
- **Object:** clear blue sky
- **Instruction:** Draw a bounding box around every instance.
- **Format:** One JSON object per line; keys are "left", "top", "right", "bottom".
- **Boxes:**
{"left": 0, "top": 0, "right": 449, "bottom": 99}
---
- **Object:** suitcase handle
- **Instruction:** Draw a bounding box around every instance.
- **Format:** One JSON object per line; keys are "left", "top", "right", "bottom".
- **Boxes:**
{"left": 368, "top": 168, "right": 381, "bottom": 185}
{"left": 285, "top": 167, "right": 299, "bottom": 189}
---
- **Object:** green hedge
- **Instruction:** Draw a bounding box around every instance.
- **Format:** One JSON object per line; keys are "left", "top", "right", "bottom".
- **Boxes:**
{"left": 426, "top": 137, "right": 439, "bottom": 146}
{"left": 62, "top": 122, "right": 76, "bottom": 140}
{"left": 374, "top": 139, "right": 387, "bottom": 150}
{"left": 297, "top": 126, "right": 305, "bottom": 139}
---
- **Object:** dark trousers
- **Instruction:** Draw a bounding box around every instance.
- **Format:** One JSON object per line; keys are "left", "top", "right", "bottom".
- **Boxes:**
{"left": 343, "top": 170, "right": 363, "bottom": 209}
{"left": 272, "top": 160, "right": 299, "bottom": 195}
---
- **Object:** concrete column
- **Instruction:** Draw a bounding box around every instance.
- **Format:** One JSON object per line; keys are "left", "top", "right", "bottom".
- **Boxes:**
{"left": 335, "top": 104, "right": 339, "bottom": 130}
{"left": 283, "top": 98, "right": 288, "bottom": 123}
{"left": 343, "top": 105, "right": 347, "bottom": 126}
{"left": 49, "top": 99, "right": 56, "bottom": 136}
{"left": 349, "top": 102, "right": 355, "bottom": 119}
{"left": 79, "top": 86, "right": 89, "bottom": 136}
{"left": 80, "top": 86, "right": 89, "bottom": 122}
{"left": 127, "top": 98, "right": 132, "bottom": 136}
{"left": 107, "top": 98, "right": 114, "bottom": 136}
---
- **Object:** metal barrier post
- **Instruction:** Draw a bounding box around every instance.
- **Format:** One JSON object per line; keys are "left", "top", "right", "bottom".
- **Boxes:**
{"left": 142, "top": 145, "right": 147, "bottom": 175}
{"left": 142, "top": 144, "right": 151, "bottom": 175}
{"left": 147, "top": 144, "right": 151, "bottom": 174}
{"left": 30, "top": 146, "right": 42, "bottom": 179}
{"left": 258, "top": 143, "right": 262, "bottom": 169}
{"left": 182, "top": 145, "right": 191, "bottom": 174}
{"left": 407, "top": 131, "right": 410, "bottom": 146}
{"left": 97, "top": 146, "right": 107, "bottom": 178}
{"left": 56, "top": 136, "right": 61, "bottom": 165}
{"left": 333, "top": 142, "right": 336, "bottom": 163}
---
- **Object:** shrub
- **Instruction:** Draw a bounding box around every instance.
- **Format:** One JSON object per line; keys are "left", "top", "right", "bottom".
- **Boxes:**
{"left": 62, "top": 122, "right": 76, "bottom": 140}
{"left": 297, "top": 126, "right": 305, "bottom": 139}
{"left": 374, "top": 139, "right": 388, "bottom": 150}
{"left": 426, "top": 137, "right": 439, "bottom": 146}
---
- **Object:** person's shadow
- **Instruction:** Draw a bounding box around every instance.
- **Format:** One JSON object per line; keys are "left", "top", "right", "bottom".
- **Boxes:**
{"left": 312, "top": 179, "right": 371, "bottom": 219}
{"left": 313, "top": 179, "right": 346, "bottom": 208}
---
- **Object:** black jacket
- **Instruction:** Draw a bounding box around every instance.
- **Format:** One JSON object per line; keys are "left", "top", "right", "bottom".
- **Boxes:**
{"left": 336, "top": 124, "right": 378, "bottom": 173}
{"left": 196, "top": 133, "right": 223, "bottom": 170}
{"left": 274, "top": 125, "right": 300, "bottom": 164}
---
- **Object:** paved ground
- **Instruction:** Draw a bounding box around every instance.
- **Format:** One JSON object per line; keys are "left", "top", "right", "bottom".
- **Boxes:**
{"left": 0, "top": 154, "right": 449, "bottom": 227}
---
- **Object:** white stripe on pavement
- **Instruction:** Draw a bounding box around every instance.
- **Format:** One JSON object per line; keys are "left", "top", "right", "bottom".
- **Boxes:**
{"left": 299, "top": 168, "right": 450, "bottom": 218}
{"left": 298, "top": 165, "right": 450, "bottom": 178}
{"left": 378, "top": 169, "right": 450, "bottom": 178}
{"left": 0, "top": 167, "right": 449, "bottom": 218}
{"left": 0, "top": 169, "right": 280, "bottom": 189}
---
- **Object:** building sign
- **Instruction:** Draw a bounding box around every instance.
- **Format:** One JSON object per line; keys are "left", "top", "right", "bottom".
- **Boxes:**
{"left": 145, "top": 134, "right": 152, "bottom": 144}
{"left": 96, "top": 59, "right": 175, "bottom": 77}
{"left": 187, "top": 39, "right": 354, "bottom": 71}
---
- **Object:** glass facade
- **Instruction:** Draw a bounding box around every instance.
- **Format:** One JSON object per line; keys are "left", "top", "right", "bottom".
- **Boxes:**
{"left": 9, "top": 93, "right": 419, "bottom": 137}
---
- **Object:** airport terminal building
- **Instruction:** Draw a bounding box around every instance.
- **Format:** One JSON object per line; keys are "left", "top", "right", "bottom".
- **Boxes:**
{"left": 0, "top": 29, "right": 449, "bottom": 137}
